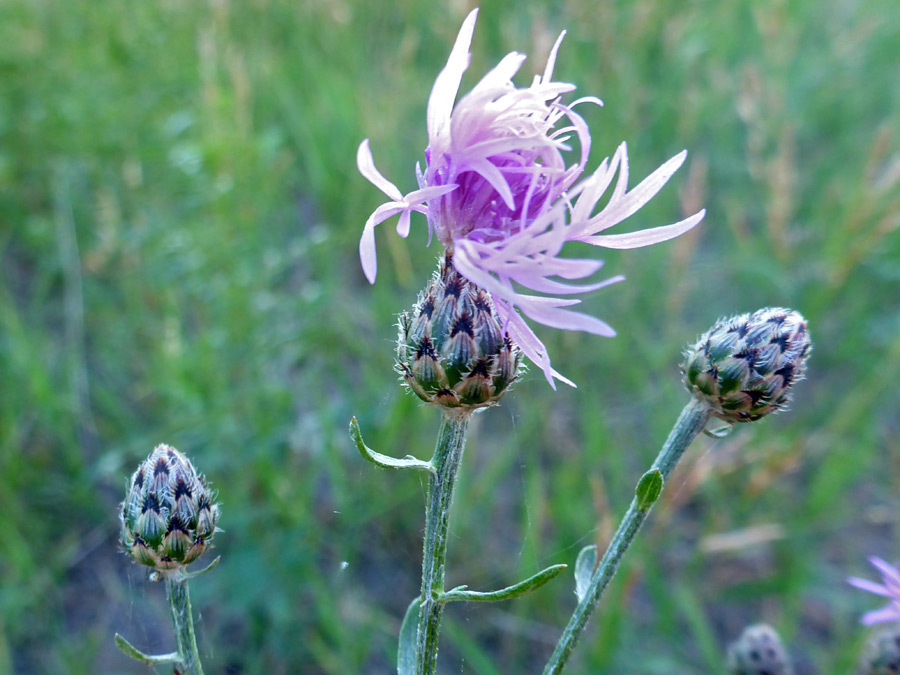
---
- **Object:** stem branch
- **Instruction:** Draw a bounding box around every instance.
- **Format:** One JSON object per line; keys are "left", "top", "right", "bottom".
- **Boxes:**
{"left": 543, "top": 398, "right": 712, "bottom": 674}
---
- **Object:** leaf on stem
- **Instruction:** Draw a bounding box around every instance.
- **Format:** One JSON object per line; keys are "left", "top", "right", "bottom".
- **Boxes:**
{"left": 398, "top": 597, "right": 421, "bottom": 675}
{"left": 180, "top": 556, "right": 221, "bottom": 581}
{"left": 350, "top": 417, "right": 436, "bottom": 473}
{"left": 114, "top": 633, "right": 182, "bottom": 666}
{"left": 574, "top": 545, "right": 597, "bottom": 602}
{"left": 635, "top": 469, "right": 664, "bottom": 511}
{"left": 438, "top": 564, "right": 567, "bottom": 604}
{"left": 703, "top": 419, "right": 734, "bottom": 438}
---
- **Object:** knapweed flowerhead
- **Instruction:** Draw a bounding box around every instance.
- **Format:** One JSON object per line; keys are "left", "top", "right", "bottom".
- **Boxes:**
{"left": 120, "top": 444, "right": 219, "bottom": 575}
{"left": 858, "top": 625, "right": 900, "bottom": 675}
{"left": 849, "top": 557, "right": 900, "bottom": 626}
{"left": 397, "top": 253, "right": 522, "bottom": 410}
{"left": 726, "top": 624, "right": 794, "bottom": 675}
{"left": 358, "top": 8, "right": 704, "bottom": 386}
{"left": 682, "top": 308, "right": 811, "bottom": 423}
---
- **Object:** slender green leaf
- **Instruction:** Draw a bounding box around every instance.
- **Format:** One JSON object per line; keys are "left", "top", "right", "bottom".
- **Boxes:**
{"left": 350, "top": 417, "right": 435, "bottom": 473}
{"left": 703, "top": 420, "right": 735, "bottom": 438}
{"left": 397, "top": 597, "right": 421, "bottom": 675}
{"left": 181, "top": 556, "right": 221, "bottom": 581}
{"left": 438, "top": 564, "right": 567, "bottom": 603}
{"left": 114, "top": 634, "right": 181, "bottom": 666}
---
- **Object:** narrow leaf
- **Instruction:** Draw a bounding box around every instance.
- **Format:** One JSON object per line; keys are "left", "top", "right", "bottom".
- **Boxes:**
{"left": 397, "top": 596, "right": 421, "bottom": 675}
{"left": 350, "top": 417, "right": 435, "bottom": 473}
{"left": 114, "top": 634, "right": 181, "bottom": 666}
{"left": 181, "top": 555, "right": 221, "bottom": 581}
{"left": 574, "top": 545, "right": 597, "bottom": 602}
{"left": 438, "top": 564, "right": 567, "bottom": 604}
{"left": 703, "top": 420, "right": 734, "bottom": 438}
{"left": 635, "top": 469, "right": 664, "bottom": 511}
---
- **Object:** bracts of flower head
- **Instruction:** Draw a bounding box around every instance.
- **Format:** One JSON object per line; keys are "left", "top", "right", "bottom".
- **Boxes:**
{"left": 116, "top": 445, "right": 219, "bottom": 675}
{"left": 682, "top": 308, "right": 811, "bottom": 424}
{"left": 120, "top": 444, "right": 220, "bottom": 575}
{"left": 358, "top": 8, "right": 705, "bottom": 387}
{"left": 726, "top": 624, "right": 795, "bottom": 675}
{"left": 858, "top": 624, "right": 900, "bottom": 675}
{"left": 397, "top": 252, "right": 523, "bottom": 411}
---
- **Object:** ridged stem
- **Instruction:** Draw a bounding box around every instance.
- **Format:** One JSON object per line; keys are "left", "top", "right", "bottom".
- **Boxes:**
{"left": 416, "top": 411, "right": 471, "bottom": 675}
{"left": 165, "top": 574, "right": 204, "bottom": 675}
{"left": 543, "top": 398, "right": 712, "bottom": 674}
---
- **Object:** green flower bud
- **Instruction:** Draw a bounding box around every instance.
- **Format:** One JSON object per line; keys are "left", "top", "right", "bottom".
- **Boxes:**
{"left": 727, "top": 624, "right": 794, "bottom": 675}
{"left": 120, "top": 444, "right": 219, "bottom": 574}
{"left": 858, "top": 626, "right": 900, "bottom": 675}
{"left": 682, "top": 308, "right": 811, "bottom": 423}
{"left": 397, "top": 254, "right": 523, "bottom": 410}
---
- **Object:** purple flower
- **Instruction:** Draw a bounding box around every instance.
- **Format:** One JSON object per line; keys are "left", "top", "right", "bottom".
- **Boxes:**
{"left": 848, "top": 557, "right": 900, "bottom": 625}
{"left": 358, "top": 8, "right": 705, "bottom": 386}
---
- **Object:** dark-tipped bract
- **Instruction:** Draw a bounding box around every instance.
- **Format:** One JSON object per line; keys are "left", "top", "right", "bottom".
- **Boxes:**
{"left": 120, "top": 444, "right": 219, "bottom": 574}
{"left": 397, "top": 254, "right": 523, "bottom": 410}
{"left": 682, "top": 308, "right": 811, "bottom": 424}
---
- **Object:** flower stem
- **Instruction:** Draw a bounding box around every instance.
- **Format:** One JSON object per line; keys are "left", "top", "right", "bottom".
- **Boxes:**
{"left": 416, "top": 411, "right": 471, "bottom": 675}
{"left": 543, "top": 398, "right": 712, "bottom": 674}
{"left": 165, "top": 574, "right": 204, "bottom": 675}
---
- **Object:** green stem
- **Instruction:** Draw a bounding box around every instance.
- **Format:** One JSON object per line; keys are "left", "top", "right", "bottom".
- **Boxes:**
{"left": 416, "top": 411, "right": 471, "bottom": 675}
{"left": 543, "top": 398, "right": 712, "bottom": 675}
{"left": 166, "top": 574, "right": 204, "bottom": 675}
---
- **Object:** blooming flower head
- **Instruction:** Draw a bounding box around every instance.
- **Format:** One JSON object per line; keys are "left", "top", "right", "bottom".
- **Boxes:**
{"left": 849, "top": 557, "right": 900, "bottom": 626}
{"left": 358, "top": 8, "right": 705, "bottom": 386}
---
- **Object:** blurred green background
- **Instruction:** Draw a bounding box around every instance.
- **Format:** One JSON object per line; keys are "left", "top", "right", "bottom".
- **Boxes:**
{"left": 1, "top": 0, "right": 898, "bottom": 672}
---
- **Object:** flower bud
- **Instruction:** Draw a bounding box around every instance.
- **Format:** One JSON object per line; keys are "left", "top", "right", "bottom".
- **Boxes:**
{"left": 727, "top": 624, "right": 794, "bottom": 675}
{"left": 858, "top": 626, "right": 900, "bottom": 675}
{"left": 397, "top": 254, "right": 523, "bottom": 409}
{"left": 682, "top": 308, "right": 811, "bottom": 423}
{"left": 120, "top": 444, "right": 219, "bottom": 574}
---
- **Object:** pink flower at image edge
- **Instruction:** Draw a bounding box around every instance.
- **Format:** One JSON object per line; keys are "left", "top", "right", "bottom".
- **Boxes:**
{"left": 848, "top": 557, "right": 900, "bottom": 626}
{"left": 358, "top": 8, "right": 705, "bottom": 387}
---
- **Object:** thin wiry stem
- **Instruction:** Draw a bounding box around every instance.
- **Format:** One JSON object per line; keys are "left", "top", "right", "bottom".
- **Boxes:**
{"left": 416, "top": 411, "right": 471, "bottom": 675}
{"left": 165, "top": 574, "right": 204, "bottom": 675}
{"left": 543, "top": 398, "right": 712, "bottom": 674}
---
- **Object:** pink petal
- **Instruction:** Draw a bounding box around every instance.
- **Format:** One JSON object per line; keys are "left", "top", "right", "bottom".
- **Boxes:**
{"left": 592, "top": 149, "right": 688, "bottom": 232}
{"left": 427, "top": 9, "right": 478, "bottom": 142}
{"left": 848, "top": 577, "right": 894, "bottom": 598}
{"left": 360, "top": 203, "right": 406, "bottom": 283}
{"left": 568, "top": 95, "right": 604, "bottom": 109}
{"left": 396, "top": 210, "right": 412, "bottom": 238}
{"left": 518, "top": 299, "right": 617, "bottom": 336}
{"left": 568, "top": 154, "right": 619, "bottom": 227}
{"left": 609, "top": 142, "right": 630, "bottom": 204}
{"left": 357, "top": 140, "right": 403, "bottom": 201}
{"left": 582, "top": 210, "right": 705, "bottom": 249}
{"left": 359, "top": 224, "right": 378, "bottom": 284}
{"left": 541, "top": 31, "right": 566, "bottom": 83}
{"left": 451, "top": 248, "right": 521, "bottom": 300}
{"left": 511, "top": 274, "right": 624, "bottom": 296}
{"left": 465, "top": 157, "right": 516, "bottom": 209}
{"left": 870, "top": 557, "right": 900, "bottom": 591}
{"left": 500, "top": 306, "right": 576, "bottom": 389}
{"left": 454, "top": 249, "right": 614, "bottom": 334}
{"left": 469, "top": 52, "right": 526, "bottom": 95}
{"left": 404, "top": 183, "right": 460, "bottom": 203}
{"left": 861, "top": 606, "right": 900, "bottom": 626}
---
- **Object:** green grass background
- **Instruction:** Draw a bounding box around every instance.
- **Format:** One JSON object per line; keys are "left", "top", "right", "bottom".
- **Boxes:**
{"left": 1, "top": 0, "right": 899, "bottom": 672}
